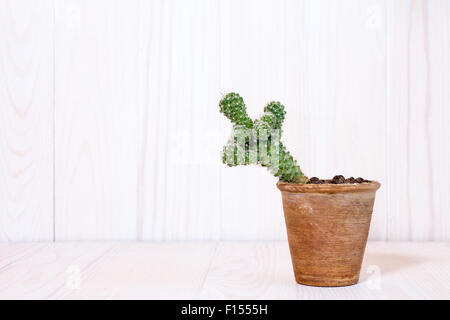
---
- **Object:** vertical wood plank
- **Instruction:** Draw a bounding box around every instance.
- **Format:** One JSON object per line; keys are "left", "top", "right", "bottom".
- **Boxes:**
{"left": 427, "top": 0, "right": 450, "bottom": 241}
{"left": 0, "top": 0, "right": 54, "bottom": 241}
{"left": 137, "top": 0, "right": 222, "bottom": 240}
{"left": 219, "top": 0, "right": 291, "bottom": 240}
{"left": 296, "top": 0, "right": 387, "bottom": 240}
{"left": 54, "top": 0, "right": 139, "bottom": 240}
{"left": 218, "top": 0, "right": 284, "bottom": 240}
{"left": 220, "top": 0, "right": 387, "bottom": 240}
{"left": 387, "top": 0, "right": 450, "bottom": 240}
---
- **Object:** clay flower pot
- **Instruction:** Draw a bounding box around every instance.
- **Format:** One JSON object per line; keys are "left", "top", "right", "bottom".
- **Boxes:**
{"left": 277, "top": 181, "right": 381, "bottom": 287}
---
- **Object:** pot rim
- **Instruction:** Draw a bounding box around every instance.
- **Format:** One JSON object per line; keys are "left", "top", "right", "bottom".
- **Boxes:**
{"left": 277, "top": 181, "right": 381, "bottom": 194}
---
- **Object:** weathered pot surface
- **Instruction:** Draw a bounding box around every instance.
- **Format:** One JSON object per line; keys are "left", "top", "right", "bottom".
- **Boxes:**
{"left": 277, "top": 181, "right": 381, "bottom": 287}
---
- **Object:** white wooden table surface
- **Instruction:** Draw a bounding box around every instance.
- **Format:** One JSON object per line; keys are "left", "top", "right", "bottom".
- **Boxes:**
{"left": 0, "top": 242, "right": 448, "bottom": 300}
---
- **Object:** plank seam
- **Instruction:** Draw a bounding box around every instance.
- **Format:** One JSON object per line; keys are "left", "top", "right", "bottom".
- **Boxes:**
{"left": 52, "top": 0, "right": 56, "bottom": 242}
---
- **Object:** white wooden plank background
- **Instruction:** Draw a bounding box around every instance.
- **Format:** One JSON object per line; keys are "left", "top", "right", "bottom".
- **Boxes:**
{"left": 0, "top": 0, "right": 54, "bottom": 241}
{"left": 136, "top": 0, "right": 223, "bottom": 240}
{"left": 54, "top": 0, "right": 139, "bottom": 240}
{"left": 0, "top": 242, "right": 448, "bottom": 299}
{"left": 387, "top": 0, "right": 450, "bottom": 241}
{"left": 0, "top": 0, "right": 449, "bottom": 241}
{"left": 290, "top": 0, "right": 387, "bottom": 240}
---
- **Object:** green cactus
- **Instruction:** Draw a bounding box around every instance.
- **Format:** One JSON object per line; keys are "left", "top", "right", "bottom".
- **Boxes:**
{"left": 220, "top": 93, "right": 308, "bottom": 184}
{"left": 219, "top": 92, "right": 253, "bottom": 128}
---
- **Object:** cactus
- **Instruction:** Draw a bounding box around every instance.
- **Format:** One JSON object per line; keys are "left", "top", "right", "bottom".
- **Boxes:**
{"left": 220, "top": 93, "right": 308, "bottom": 184}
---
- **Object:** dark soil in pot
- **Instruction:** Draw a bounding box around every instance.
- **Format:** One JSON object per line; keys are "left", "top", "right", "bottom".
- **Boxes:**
{"left": 307, "top": 175, "right": 371, "bottom": 184}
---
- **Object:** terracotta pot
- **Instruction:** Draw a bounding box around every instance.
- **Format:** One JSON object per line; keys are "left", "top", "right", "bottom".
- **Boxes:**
{"left": 277, "top": 181, "right": 381, "bottom": 287}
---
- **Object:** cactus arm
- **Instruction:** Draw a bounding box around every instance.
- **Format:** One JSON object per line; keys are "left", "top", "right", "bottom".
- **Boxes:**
{"left": 276, "top": 142, "right": 308, "bottom": 184}
{"left": 255, "top": 110, "right": 308, "bottom": 183}
{"left": 219, "top": 93, "right": 254, "bottom": 128}
{"left": 263, "top": 101, "right": 286, "bottom": 129}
